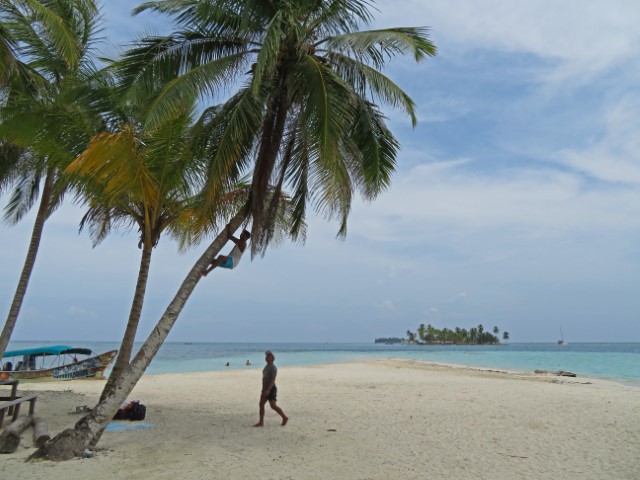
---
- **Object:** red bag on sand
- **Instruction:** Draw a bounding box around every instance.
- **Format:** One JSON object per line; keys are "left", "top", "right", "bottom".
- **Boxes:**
{"left": 113, "top": 400, "right": 147, "bottom": 421}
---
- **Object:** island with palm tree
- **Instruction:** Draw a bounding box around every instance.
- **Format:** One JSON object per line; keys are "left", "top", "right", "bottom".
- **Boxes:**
{"left": 385, "top": 324, "right": 510, "bottom": 345}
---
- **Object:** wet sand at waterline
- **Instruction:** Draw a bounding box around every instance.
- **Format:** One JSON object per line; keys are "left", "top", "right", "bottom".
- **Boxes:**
{"left": 3, "top": 360, "right": 638, "bottom": 480}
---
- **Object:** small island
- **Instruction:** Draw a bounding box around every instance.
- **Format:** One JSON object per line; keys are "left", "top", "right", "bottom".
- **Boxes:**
{"left": 374, "top": 337, "right": 404, "bottom": 344}
{"left": 377, "top": 324, "right": 510, "bottom": 345}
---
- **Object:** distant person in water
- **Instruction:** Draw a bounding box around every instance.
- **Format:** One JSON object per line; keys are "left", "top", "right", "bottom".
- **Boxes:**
{"left": 201, "top": 228, "right": 251, "bottom": 276}
{"left": 254, "top": 351, "right": 288, "bottom": 427}
{"left": 225, "top": 362, "right": 230, "bottom": 367}
{"left": 246, "top": 360, "right": 251, "bottom": 366}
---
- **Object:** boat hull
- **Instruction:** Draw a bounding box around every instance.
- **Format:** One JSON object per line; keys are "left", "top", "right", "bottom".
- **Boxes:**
{"left": 0, "top": 350, "right": 117, "bottom": 382}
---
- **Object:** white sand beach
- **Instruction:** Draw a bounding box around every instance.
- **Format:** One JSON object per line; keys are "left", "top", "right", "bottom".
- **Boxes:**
{"left": 2, "top": 360, "right": 639, "bottom": 480}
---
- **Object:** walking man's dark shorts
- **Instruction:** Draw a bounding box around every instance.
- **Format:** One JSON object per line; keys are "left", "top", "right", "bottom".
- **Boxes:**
{"left": 263, "top": 386, "right": 277, "bottom": 402}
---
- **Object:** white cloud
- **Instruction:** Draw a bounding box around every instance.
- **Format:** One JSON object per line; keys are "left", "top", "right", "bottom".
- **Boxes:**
{"left": 350, "top": 160, "right": 640, "bottom": 245}
{"left": 556, "top": 99, "right": 640, "bottom": 185}
{"left": 377, "top": 0, "right": 640, "bottom": 81}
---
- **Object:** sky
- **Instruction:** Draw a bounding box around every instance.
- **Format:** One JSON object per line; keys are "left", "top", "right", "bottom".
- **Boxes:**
{"left": 2, "top": 0, "right": 639, "bottom": 344}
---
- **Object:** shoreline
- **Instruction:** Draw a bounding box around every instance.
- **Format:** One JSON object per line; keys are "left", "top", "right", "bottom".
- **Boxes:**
{"left": 141, "top": 357, "right": 640, "bottom": 388}
{"left": 4, "top": 360, "right": 639, "bottom": 479}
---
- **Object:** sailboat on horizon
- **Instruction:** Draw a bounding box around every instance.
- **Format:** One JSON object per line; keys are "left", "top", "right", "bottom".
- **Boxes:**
{"left": 557, "top": 327, "right": 567, "bottom": 346}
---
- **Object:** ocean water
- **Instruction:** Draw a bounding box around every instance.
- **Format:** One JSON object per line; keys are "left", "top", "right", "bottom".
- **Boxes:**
{"left": 7, "top": 341, "right": 640, "bottom": 385}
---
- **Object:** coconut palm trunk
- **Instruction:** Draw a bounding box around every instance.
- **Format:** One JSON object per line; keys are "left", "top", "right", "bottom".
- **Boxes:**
{"left": 249, "top": 89, "right": 289, "bottom": 246}
{"left": 0, "top": 168, "right": 54, "bottom": 357}
{"left": 30, "top": 211, "right": 247, "bottom": 461}
{"left": 99, "top": 243, "right": 153, "bottom": 402}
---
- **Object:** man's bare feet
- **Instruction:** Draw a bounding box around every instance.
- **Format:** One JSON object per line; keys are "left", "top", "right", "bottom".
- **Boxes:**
{"left": 281, "top": 416, "right": 288, "bottom": 426}
{"left": 253, "top": 422, "right": 263, "bottom": 427}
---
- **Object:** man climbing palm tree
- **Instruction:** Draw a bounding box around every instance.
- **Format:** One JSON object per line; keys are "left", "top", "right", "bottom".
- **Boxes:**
{"left": 202, "top": 228, "right": 251, "bottom": 274}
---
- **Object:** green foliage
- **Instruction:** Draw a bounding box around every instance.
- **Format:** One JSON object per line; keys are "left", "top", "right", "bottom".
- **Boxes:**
{"left": 0, "top": 0, "right": 104, "bottom": 223}
{"left": 114, "top": 0, "right": 436, "bottom": 255}
{"left": 406, "top": 323, "right": 506, "bottom": 345}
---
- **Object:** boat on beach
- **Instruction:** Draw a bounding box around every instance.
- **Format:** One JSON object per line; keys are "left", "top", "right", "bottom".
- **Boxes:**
{"left": 0, "top": 345, "right": 117, "bottom": 381}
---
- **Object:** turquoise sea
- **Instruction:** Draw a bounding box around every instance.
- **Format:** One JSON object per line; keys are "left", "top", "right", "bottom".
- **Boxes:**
{"left": 7, "top": 341, "right": 640, "bottom": 385}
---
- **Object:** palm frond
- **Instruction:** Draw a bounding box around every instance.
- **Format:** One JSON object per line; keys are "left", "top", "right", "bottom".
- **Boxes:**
{"left": 135, "top": 0, "right": 263, "bottom": 33}
{"left": 0, "top": 24, "right": 18, "bottom": 86}
{"left": 295, "top": 55, "right": 354, "bottom": 178}
{"left": 191, "top": 86, "right": 263, "bottom": 220}
{"left": 0, "top": 141, "right": 25, "bottom": 193}
{"left": 143, "top": 51, "right": 249, "bottom": 128}
{"left": 66, "top": 127, "right": 160, "bottom": 210}
{"left": 17, "top": 0, "right": 93, "bottom": 70}
{"left": 348, "top": 99, "right": 399, "bottom": 198}
{"left": 305, "top": 0, "right": 374, "bottom": 36}
{"left": 250, "top": 9, "right": 286, "bottom": 95}
{"left": 3, "top": 170, "right": 40, "bottom": 224}
{"left": 327, "top": 51, "right": 417, "bottom": 125}
{"left": 115, "top": 31, "right": 251, "bottom": 94}
{"left": 320, "top": 27, "right": 437, "bottom": 69}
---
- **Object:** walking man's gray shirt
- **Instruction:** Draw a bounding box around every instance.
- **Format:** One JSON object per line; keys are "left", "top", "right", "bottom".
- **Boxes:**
{"left": 262, "top": 364, "right": 277, "bottom": 390}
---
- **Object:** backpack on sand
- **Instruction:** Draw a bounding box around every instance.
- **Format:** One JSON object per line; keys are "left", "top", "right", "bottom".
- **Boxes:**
{"left": 128, "top": 401, "right": 146, "bottom": 421}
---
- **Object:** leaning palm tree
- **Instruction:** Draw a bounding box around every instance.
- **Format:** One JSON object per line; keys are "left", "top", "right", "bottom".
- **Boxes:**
{"left": 0, "top": 0, "right": 101, "bottom": 358}
{"left": 32, "top": 0, "right": 435, "bottom": 460}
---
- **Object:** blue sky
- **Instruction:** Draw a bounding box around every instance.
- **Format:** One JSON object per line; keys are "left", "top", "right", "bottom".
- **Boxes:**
{"left": 2, "top": 0, "right": 639, "bottom": 344}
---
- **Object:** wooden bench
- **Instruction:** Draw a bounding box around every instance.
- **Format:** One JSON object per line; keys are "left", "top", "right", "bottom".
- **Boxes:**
{"left": 0, "top": 394, "right": 37, "bottom": 428}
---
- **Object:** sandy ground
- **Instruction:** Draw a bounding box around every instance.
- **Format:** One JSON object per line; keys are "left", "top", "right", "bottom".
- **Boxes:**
{"left": 1, "top": 360, "right": 639, "bottom": 480}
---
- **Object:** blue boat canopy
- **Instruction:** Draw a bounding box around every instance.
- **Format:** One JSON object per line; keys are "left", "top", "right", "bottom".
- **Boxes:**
{"left": 2, "top": 345, "right": 93, "bottom": 358}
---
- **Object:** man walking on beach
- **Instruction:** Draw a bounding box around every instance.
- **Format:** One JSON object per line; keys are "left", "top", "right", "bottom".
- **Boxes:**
{"left": 254, "top": 350, "right": 288, "bottom": 427}
{"left": 201, "top": 228, "right": 250, "bottom": 276}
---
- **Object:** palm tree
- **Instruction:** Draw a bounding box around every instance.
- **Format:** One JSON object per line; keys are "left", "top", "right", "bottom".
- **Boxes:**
{"left": 460, "top": 328, "right": 468, "bottom": 344}
{"left": 406, "top": 330, "right": 416, "bottom": 343}
{"left": 0, "top": 0, "right": 101, "bottom": 357}
{"left": 417, "top": 323, "right": 425, "bottom": 342}
{"left": 64, "top": 94, "right": 210, "bottom": 402}
{"left": 32, "top": 0, "right": 435, "bottom": 460}
{"left": 503, "top": 331, "right": 509, "bottom": 341}
{"left": 469, "top": 327, "right": 477, "bottom": 344}
{"left": 454, "top": 326, "right": 461, "bottom": 344}
{"left": 426, "top": 324, "right": 436, "bottom": 343}
{"left": 443, "top": 327, "right": 452, "bottom": 344}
